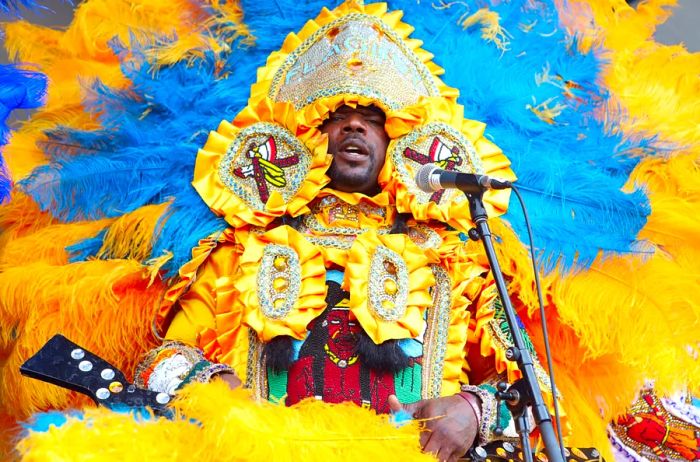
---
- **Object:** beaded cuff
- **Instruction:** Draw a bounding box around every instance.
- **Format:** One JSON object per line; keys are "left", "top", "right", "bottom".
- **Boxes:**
{"left": 460, "top": 384, "right": 499, "bottom": 447}
{"left": 135, "top": 341, "right": 234, "bottom": 395}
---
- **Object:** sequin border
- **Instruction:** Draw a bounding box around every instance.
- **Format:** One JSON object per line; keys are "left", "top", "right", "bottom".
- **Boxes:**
{"left": 245, "top": 328, "right": 268, "bottom": 400}
{"left": 268, "top": 13, "right": 440, "bottom": 110}
{"left": 218, "top": 122, "right": 312, "bottom": 211}
{"left": 367, "top": 245, "right": 409, "bottom": 322}
{"left": 257, "top": 244, "right": 302, "bottom": 319}
{"left": 421, "top": 264, "right": 452, "bottom": 398}
{"left": 486, "top": 298, "right": 553, "bottom": 394}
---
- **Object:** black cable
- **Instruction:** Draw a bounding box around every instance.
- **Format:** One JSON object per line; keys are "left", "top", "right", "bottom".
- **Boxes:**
{"left": 510, "top": 184, "right": 566, "bottom": 459}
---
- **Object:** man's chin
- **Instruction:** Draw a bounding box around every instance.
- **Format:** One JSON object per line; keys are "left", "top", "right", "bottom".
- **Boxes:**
{"left": 327, "top": 167, "right": 376, "bottom": 194}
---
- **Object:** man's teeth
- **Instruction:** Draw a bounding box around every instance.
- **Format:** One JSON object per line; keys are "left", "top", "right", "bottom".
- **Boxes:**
{"left": 346, "top": 146, "right": 360, "bottom": 152}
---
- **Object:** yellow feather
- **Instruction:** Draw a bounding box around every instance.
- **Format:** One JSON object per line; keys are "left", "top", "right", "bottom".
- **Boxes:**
{"left": 0, "top": 260, "right": 163, "bottom": 420}
{"left": 16, "top": 382, "right": 433, "bottom": 462}
{"left": 96, "top": 203, "right": 171, "bottom": 262}
{"left": 550, "top": 252, "right": 700, "bottom": 396}
{"left": 0, "top": 194, "right": 54, "bottom": 247}
{"left": 0, "top": 219, "right": 113, "bottom": 269}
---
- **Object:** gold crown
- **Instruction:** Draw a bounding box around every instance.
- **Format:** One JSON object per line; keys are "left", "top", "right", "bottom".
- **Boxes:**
{"left": 253, "top": 2, "right": 454, "bottom": 114}
{"left": 268, "top": 13, "right": 440, "bottom": 111}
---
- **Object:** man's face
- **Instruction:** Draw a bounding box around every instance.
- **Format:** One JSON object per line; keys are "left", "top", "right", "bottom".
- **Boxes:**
{"left": 321, "top": 105, "right": 390, "bottom": 196}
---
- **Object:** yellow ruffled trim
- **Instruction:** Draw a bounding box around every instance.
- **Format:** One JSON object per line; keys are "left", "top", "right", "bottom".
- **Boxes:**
{"left": 235, "top": 225, "right": 327, "bottom": 341}
{"left": 343, "top": 230, "right": 437, "bottom": 344}
{"left": 435, "top": 239, "right": 490, "bottom": 395}
{"left": 384, "top": 98, "right": 515, "bottom": 233}
{"left": 193, "top": 98, "right": 331, "bottom": 228}
{"left": 156, "top": 228, "right": 234, "bottom": 331}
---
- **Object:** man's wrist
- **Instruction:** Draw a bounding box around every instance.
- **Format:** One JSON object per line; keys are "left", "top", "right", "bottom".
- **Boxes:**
{"left": 456, "top": 391, "right": 482, "bottom": 427}
{"left": 460, "top": 384, "right": 498, "bottom": 447}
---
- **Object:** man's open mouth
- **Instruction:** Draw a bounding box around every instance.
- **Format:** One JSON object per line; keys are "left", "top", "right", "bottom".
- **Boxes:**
{"left": 337, "top": 138, "right": 369, "bottom": 159}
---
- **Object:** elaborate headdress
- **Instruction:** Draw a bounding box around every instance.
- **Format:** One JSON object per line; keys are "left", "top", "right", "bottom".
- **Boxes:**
{"left": 193, "top": 1, "right": 513, "bottom": 233}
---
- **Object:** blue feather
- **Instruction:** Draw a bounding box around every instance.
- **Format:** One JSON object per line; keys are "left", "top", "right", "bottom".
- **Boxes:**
{"left": 0, "top": 64, "right": 47, "bottom": 202}
{"left": 21, "top": 410, "right": 77, "bottom": 432}
{"left": 396, "top": 0, "right": 650, "bottom": 270}
{"left": 23, "top": 0, "right": 655, "bottom": 275}
{"left": 21, "top": 406, "right": 157, "bottom": 435}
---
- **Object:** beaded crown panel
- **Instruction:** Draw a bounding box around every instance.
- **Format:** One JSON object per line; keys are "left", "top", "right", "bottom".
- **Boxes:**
{"left": 269, "top": 14, "right": 440, "bottom": 110}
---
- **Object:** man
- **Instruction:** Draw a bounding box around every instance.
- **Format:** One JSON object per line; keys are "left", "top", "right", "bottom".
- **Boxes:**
{"left": 142, "top": 104, "right": 484, "bottom": 462}
{"left": 135, "top": 5, "right": 522, "bottom": 462}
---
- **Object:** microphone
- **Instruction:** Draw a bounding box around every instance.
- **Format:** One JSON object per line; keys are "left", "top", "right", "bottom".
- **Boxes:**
{"left": 415, "top": 163, "right": 511, "bottom": 194}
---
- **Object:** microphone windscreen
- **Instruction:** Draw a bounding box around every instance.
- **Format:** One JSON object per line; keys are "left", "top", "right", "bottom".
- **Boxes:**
{"left": 415, "top": 163, "right": 440, "bottom": 193}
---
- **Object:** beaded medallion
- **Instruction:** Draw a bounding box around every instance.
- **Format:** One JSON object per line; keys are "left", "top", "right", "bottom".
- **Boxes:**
{"left": 218, "top": 122, "right": 311, "bottom": 211}
{"left": 392, "top": 122, "right": 485, "bottom": 206}
{"left": 610, "top": 390, "right": 700, "bottom": 462}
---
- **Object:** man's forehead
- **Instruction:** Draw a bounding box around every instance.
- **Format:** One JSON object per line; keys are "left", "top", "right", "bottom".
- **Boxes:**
{"left": 332, "top": 104, "right": 386, "bottom": 117}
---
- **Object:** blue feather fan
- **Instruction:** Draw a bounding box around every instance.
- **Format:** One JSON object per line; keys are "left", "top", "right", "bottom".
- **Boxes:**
{"left": 11, "top": 0, "right": 652, "bottom": 276}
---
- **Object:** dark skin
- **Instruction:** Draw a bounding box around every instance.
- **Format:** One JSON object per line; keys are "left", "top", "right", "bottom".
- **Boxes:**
{"left": 320, "top": 104, "right": 390, "bottom": 196}
{"left": 217, "top": 105, "right": 480, "bottom": 461}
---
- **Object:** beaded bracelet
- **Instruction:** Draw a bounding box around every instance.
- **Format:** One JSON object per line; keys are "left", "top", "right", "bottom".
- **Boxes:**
{"left": 460, "top": 384, "right": 498, "bottom": 446}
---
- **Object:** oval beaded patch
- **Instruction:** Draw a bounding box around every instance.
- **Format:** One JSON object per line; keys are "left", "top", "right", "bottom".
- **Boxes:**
{"left": 367, "top": 245, "right": 409, "bottom": 321}
{"left": 257, "top": 244, "right": 302, "bottom": 319}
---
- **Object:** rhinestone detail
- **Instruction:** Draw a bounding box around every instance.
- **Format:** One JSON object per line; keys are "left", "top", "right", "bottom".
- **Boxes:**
{"left": 78, "top": 360, "right": 93, "bottom": 372}
{"left": 257, "top": 244, "right": 301, "bottom": 319}
{"left": 368, "top": 245, "right": 409, "bottom": 321}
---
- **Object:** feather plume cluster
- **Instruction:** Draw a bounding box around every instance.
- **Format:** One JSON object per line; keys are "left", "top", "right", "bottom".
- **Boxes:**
{"left": 0, "top": 0, "right": 698, "bottom": 459}
{"left": 16, "top": 381, "right": 432, "bottom": 462}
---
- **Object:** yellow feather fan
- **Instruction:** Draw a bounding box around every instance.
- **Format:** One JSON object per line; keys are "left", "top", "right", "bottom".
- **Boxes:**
{"left": 0, "top": 260, "right": 163, "bottom": 421}
{"left": 16, "top": 381, "right": 433, "bottom": 462}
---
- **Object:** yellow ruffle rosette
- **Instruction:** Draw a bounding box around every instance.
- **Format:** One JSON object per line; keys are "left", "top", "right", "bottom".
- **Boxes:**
{"left": 249, "top": 2, "right": 458, "bottom": 113}
{"left": 344, "top": 230, "right": 437, "bottom": 344}
{"left": 235, "top": 225, "right": 327, "bottom": 342}
{"left": 193, "top": 97, "right": 331, "bottom": 228}
{"left": 383, "top": 97, "right": 516, "bottom": 233}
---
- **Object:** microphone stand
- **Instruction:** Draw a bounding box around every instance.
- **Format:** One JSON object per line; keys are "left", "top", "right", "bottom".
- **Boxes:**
{"left": 465, "top": 191, "right": 564, "bottom": 462}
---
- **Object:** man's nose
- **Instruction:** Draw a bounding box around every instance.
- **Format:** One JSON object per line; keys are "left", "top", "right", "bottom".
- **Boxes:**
{"left": 341, "top": 114, "right": 367, "bottom": 134}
